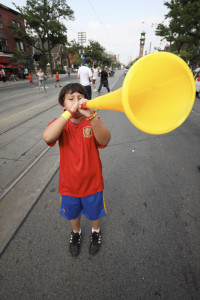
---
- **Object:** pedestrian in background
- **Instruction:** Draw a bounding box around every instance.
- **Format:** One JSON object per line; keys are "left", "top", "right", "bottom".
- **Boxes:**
{"left": 37, "top": 68, "right": 46, "bottom": 93}
{"left": 98, "top": 66, "right": 110, "bottom": 93}
{"left": 55, "top": 71, "right": 62, "bottom": 87}
{"left": 92, "top": 64, "right": 98, "bottom": 92}
{"left": 1, "top": 69, "right": 6, "bottom": 84}
{"left": 28, "top": 71, "right": 34, "bottom": 87}
{"left": 77, "top": 57, "right": 93, "bottom": 100}
{"left": 67, "top": 68, "right": 71, "bottom": 77}
{"left": 43, "top": 82, "right": 111, "bottom": 256}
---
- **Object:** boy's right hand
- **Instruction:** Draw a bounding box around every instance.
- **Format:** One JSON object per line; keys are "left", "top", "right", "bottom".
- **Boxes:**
{"left": 78, "top": 98, "right": 94, "bottom": 118}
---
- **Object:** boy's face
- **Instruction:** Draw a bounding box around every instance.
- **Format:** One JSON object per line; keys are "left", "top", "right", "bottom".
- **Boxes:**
{"left": 61, "top": 91, "right": 84, "bottom": 119}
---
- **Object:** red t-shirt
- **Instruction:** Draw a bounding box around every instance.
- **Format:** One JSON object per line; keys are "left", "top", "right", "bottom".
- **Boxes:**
{"left": 28, "top": 74, "right": 32, "bottom": 81}
{"left": 48, "top": 117, "right": 106, "bottom": 197}
{"left": 56, "top": 73, "right": 59, "bottom": 80}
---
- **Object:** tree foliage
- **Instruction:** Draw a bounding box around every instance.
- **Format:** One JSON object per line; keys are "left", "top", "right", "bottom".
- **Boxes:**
{"left": 67, "top": 39, "right": 115, "bottom": 67}
{"left": 8, "top": 0, "right": 74, "bottom": 73}
{"left": 155, "top": 0, "right": 200, "bottom": 65}
{"left": 84, "top": 40, "right": 105, "bottom": 63}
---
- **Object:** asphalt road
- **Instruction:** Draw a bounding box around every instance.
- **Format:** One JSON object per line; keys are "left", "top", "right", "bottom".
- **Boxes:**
{"left": 0, "top": 74, "right": 200, "bottom": 300}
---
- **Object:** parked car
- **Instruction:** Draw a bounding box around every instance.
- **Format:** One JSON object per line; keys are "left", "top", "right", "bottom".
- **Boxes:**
{"left": 124, "top": 67, "right": 129, "bottom": 76}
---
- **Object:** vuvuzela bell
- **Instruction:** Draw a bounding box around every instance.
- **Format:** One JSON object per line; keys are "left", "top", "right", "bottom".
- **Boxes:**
{"left": 82, "top": 52, "right": 196, "bottom": 135}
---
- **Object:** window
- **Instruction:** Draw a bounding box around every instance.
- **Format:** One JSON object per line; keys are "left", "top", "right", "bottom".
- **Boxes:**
{"left": 16, "top": 39, "right": 25, "bottom": 52}
{"left": 0, "top": 15, "right": 2, "bottom": 28}
{"left": 0, "top": 38, "right": 8, "bottom": 51}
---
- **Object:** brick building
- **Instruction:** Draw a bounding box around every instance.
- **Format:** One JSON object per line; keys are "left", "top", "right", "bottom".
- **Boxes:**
{"left": 0, "top": 3, "right": 28, "bottom": 66}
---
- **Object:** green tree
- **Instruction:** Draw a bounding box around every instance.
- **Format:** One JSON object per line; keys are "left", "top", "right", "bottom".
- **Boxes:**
{"left": 67, "top": 40, "right": 82, "bottom": 54}
{"left": 72, "top": 53, "right": 82, "bottom": 67}
{"left": 9, "top": 48, "right": 28, "bottom": 66}
{"left": 155, "top": 0, "right": 200, "bottom": 65}
{"left": 8, "top": 0, "right": 74, "bottom": 75}
{"left": 84, "top": 40, "right": 105, "bottom": 65}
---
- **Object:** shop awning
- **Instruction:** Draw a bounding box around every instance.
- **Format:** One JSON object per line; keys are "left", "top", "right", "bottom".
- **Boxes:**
{"left": 15, "top": 65, "right": 24, "bottom": 68}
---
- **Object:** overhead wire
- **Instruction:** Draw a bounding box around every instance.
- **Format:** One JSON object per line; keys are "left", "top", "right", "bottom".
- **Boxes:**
{"left": 87, "top": 0, "right": 117, "bottom": 50}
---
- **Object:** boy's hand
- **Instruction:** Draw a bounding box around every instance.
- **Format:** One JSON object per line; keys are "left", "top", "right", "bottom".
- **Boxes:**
{"left": 70, "top": 100, "right": 80, "bottom": 113}
{"left": 78, "top": 98, "right": 94, "bottom": 118}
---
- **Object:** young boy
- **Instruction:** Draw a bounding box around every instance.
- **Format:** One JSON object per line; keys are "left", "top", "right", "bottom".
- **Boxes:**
{"left": 55, "top": 71, "right": 61, "bottom": 87}
{"left": 28, "top": 72, "right": 34, "bottom": 87}
{"left": 43, "top": 83, "right": 111, "bottom": 256}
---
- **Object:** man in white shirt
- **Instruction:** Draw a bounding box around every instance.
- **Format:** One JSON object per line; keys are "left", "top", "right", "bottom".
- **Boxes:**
{"left": 77, "top": 57, "right": 93, "bottom": 99}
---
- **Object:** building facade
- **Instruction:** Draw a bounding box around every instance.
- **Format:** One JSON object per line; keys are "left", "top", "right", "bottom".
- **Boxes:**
{"left": 0, "top": 4, "right": 28, "bottom": 66}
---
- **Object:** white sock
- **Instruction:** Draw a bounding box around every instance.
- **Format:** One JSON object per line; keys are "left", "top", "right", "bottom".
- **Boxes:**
{"left": 73, "top": 229, "right": 81, "bottom": 235}
{"left": 92, "top": 227, "right": 100, "bottom": 233}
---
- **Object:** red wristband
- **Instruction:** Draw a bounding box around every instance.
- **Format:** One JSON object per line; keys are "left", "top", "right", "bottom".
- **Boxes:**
{"left": 85, "top": 111, "right": 97, "bottom": 121}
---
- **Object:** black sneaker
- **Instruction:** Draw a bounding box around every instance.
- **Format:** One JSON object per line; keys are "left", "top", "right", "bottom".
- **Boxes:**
{"left": 69, "top": 231, "right": 82, "bottom": 256}
{"left": 89, "top": 231, "right": 101, "bottom": 255}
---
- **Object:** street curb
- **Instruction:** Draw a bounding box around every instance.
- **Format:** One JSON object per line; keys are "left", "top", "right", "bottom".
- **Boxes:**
{"left": 0, "top": 147, "right": 60, "bottom": 257}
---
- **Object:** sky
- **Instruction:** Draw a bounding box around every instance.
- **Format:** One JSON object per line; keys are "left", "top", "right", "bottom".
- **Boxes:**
{"left": 2, "top": 0, "right": 169, "bottom": 64}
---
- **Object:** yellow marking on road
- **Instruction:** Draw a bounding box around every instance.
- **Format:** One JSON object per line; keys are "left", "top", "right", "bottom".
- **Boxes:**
{"left": 0, "top": 98, "right": 55, "bottom": 122}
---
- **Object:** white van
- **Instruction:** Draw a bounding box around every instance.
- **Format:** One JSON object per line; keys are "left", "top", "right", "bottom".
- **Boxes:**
{"left": 195, "top": 79, "right": 200, "bottom": 97}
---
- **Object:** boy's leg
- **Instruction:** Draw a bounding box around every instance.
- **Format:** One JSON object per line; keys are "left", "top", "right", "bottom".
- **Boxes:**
{"left": 69, "top": 216, "right": 82, "bottom": 256}
{"left": 92, "top": 218, "right": 101, "bottom": 231}
{"left": 60, "top": 195, "right": 83, "bottom": 256}
{"left": 70, "top": 215, "right": 81, "bottom": 233}
{"left": 81, "top": 191, "right": 106, "bottom": 255}
{"left": 90, "top": 218, "right": 102, "bottom": 255}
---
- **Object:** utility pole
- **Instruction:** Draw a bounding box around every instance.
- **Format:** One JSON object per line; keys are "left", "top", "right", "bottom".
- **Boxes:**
{"left": 78, "top": 32, "right": 86, "bottom": 46}
{"left": 78, "top": 32, "right": 86, "bottom": 61}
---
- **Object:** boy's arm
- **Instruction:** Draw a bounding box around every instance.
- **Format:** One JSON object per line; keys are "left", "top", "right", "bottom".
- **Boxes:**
{"left": 43, "top": 116, "right": 68, "bottom": 145}
{"left": 78, "top": 99, "right": 111, "bottom": 146}
{"left": 43, "top": 99, "right": 80, "bottom": 144}
{"left": 90, "top": 116, "right": 111, "bottom": 146}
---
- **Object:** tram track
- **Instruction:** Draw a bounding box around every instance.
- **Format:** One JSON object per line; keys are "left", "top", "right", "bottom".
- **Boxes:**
{"left": 0, "top": 97, "right": 59, "bottom": 200}
{"left": 0, "top": 146, "right": 51, "bottom": 200}
{"left": 0, "top": 103, "right": 58, "bottom": 135}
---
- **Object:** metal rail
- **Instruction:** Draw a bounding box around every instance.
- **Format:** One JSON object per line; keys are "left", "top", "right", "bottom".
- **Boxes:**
{"left": 0, "top": 146, "right": 50, "bottom": 201}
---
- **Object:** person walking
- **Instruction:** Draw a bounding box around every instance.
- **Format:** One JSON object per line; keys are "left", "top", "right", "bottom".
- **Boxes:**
{"left": 28, "top": 71, "right": 34, "bottom": 87}
{"left": 92, "top": 64, "right": 98, "bottom": 92}
{"left": 67, "top": 68, "right": 71, "bottom": 77}
{"left": 1, "top": 69, "right": 6, "bottom": 84}
{"left": 37, "top": 68, "right": 46, "bottom": 93}
{"left": 98, "top": 66, "right": 110, "bottom": 93}
{"left": 43, "top": 82, "right": 111, "bottom": 256}
{"left": 77, "top": 57, "right": 93, "bottom": 100}
{"left": 55, "top": 71, "right": 62, "bottom": 87}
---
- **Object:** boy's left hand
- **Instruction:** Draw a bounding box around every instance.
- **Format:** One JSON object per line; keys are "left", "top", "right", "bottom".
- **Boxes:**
{"left": 78, "top": 98, "right": 95, "bottom": 118}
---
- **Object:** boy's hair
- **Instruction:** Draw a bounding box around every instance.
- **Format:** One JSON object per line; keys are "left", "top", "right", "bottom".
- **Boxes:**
{"left": 58, "top": 83, "right": 88, "bottom": 106}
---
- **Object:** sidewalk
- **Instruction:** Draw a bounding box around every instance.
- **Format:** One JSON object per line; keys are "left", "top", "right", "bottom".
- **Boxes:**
{"left": 0, "top": 73, "right": 77, "bottom": 88}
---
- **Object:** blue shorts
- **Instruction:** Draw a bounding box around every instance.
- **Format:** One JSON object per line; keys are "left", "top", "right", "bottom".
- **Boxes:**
{"left": 60, "top": 191, "right": 107, "bottom": 221}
